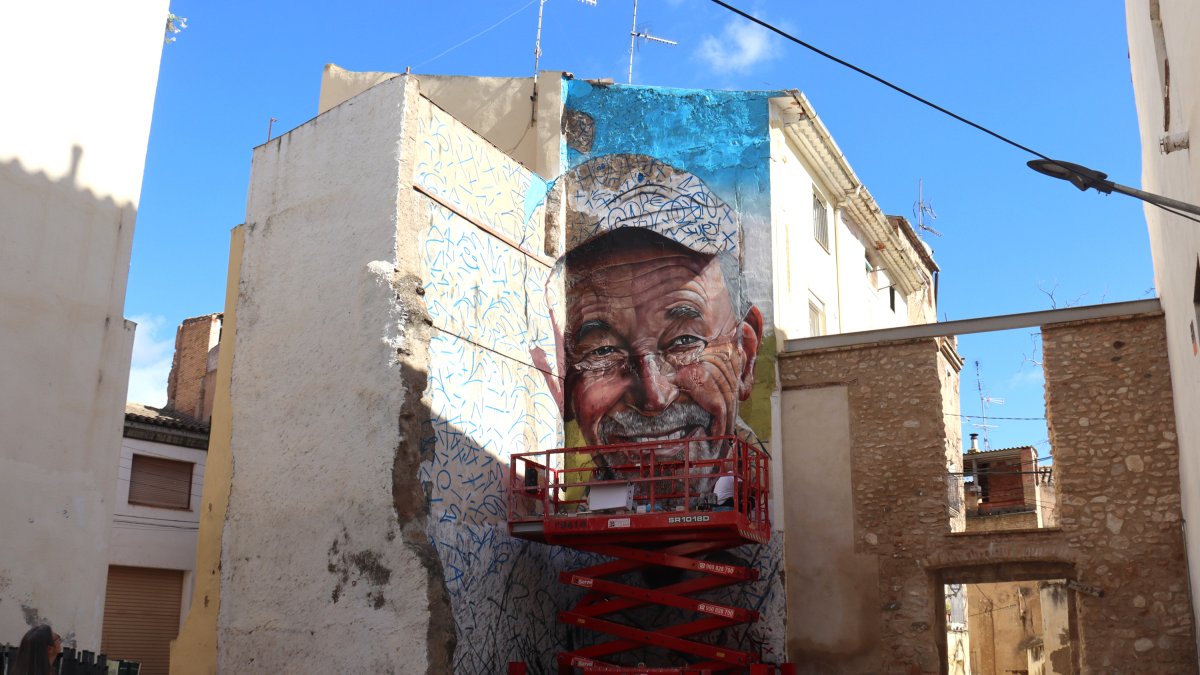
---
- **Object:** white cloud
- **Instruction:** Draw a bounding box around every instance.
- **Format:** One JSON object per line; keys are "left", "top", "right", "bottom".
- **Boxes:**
{"left": 126, "top": 314, "right": 174, "bottom": 407}
{"left": 695, "top": 20, "right": 779, "bottom": 74}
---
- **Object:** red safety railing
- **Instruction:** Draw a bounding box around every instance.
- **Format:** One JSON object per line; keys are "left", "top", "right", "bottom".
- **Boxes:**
{"left": 509, "top": 436, "right": 770, "bottom": 535}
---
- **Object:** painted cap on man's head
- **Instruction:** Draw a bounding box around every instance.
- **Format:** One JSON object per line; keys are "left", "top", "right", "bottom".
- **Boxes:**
{"left": 562, "top": 154, "right": 738, "bottom": 255}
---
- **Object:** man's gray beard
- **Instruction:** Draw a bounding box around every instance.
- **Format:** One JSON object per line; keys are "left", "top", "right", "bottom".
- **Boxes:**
{"left": 594, "top": 402, "right": 724, "bottom": 470}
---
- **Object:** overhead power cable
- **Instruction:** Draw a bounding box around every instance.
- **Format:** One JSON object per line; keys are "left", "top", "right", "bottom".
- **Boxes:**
{"left": 946, "top": 413, "right": 1046, "bottom": 421}
{"left": 414, "top": 0, "right": 538, "bottom": 70}
{"left": 708, "top": 0, "right": 1200, "bottom": 226}
{"left": 705, "top": 0, "right": 1053, "bottom": 161}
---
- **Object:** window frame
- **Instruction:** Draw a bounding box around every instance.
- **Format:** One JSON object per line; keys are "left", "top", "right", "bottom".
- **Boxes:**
{"left": 808, "top": 296, "right": 827, "bottom": 337}
{"left": 127, "top": 453, "right": 194, "bottom": 511}
{"left": 812, "top": 190, "right": 830, "bottom": 252}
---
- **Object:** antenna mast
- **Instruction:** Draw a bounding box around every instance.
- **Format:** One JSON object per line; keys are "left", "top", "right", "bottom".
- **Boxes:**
{"left": 627, "top": 0, "right": 677, "bottom": 84}
{"left": 532, "top": 0, "right": 597, "bottom": 126}
{"left": 972, "top": 360, "right": 1005, "bottom": 450}
{"left": 913, "top": 179, "right": 943, "bottom": 237}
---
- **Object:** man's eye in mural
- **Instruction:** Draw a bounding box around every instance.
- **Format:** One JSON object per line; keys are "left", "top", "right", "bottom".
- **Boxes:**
{"left": 572, "top": 333, "right": 736, "bottom": 374}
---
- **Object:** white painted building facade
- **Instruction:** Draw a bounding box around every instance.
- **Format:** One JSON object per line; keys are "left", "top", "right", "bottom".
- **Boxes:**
{"left": 102, "top": 405, "right": 207, "bottom": 675}
{"left": 768, "top": 94, "right": 936, "bottom": 343}
{"left": 1126, "top": 0, "right": 1200, "bottom": 660}
{"left": 0, "top": 0, "right": 168, "bottom": 648}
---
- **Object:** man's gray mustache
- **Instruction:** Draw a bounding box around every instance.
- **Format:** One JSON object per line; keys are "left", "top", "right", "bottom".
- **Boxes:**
{"left": 596, "top": 402, "right": 712, "bottom": 442}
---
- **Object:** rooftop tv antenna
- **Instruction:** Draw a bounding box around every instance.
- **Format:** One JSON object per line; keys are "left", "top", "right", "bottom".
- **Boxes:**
{"left": 973, "top": 360, "right": 1005, "bottom": 450}
{"left": 627, "top": 0, "right": 677, "bottom": 84}
{"left": 532, "top": 0, "right": 598, "bottom": 126}
{"left": 913, "top": 179, "right": 943, "bottom": 237}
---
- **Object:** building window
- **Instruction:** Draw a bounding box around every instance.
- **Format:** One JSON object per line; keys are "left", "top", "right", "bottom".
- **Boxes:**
{"left": 128, "top": 454, "right": 193, "bottom": 510}
{"left": 808, "top": 297, "right": 826, "bottom": 337}
{"left": 812, "top": 191, "right": 829, "bottom": 251}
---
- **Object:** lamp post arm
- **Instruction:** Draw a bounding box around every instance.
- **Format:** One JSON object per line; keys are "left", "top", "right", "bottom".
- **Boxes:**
{"left": 1107, "top": 181, "right": 1200, "bottom": 218}
{"left": 1028, "top": 158, "right": 1200, "bottom": 220}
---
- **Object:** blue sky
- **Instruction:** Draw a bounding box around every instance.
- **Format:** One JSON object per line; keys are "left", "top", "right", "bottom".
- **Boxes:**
{"left": 129, "top": 1, "right": 1150, "bottom": 454}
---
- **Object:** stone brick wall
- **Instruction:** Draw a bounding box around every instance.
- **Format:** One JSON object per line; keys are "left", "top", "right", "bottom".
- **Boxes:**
{"left": 965, "top": 510, "right": 1040, "bottom": 533}
{"left": 165, "top": 313, "right": 220, "bottom": 419}
{"left": 778, "top": 311, "right": 1197, "bottom": 674}
{"left": 1043, "top": 311, "right": 1194, "bottom": 672}
{"left": 780, "top": 337, "right": 956, "bottom": 672}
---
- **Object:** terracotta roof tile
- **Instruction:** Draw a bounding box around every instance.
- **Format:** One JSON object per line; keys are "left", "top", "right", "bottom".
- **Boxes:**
{"left": 125, "top": 403, "right": 210, "bottom": 433}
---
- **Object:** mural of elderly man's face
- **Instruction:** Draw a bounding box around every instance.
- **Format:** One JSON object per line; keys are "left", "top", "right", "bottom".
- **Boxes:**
{"left": 564, "top": 230, "right": 763, "bottom": 467}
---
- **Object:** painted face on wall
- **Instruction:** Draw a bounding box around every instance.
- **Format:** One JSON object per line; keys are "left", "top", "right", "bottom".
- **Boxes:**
{"left": 564, "top": 230, "right": 763, "bottom": 468}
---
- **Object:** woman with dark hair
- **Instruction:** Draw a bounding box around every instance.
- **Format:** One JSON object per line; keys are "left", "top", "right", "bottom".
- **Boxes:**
{"left": 12, "top": 624, "right": 61, "bottom": 675}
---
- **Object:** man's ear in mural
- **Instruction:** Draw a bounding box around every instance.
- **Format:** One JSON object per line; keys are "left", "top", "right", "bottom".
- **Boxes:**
{"left": 737, "top": 305, "right": 764, "bottom": 401}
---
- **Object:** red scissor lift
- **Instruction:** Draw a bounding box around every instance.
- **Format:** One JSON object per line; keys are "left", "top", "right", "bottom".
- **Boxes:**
{"left": 508, "top": 436, "right": 779, "bottom": 674}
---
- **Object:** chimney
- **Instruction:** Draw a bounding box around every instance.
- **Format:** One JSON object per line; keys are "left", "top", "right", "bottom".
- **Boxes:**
{"left": 165, "top": 313, "right": 222, "bottom": 420}
{"left": 968, "top": 433, "right": 979, "bottom": 453}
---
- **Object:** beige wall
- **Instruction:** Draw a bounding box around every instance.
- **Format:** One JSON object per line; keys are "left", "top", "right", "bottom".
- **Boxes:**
{"left": 1126, "top": 4, "right": 1200, "bottom": 660}
{"left": 319, "top": 65, "right": 565, "bottom": 180}
{"left": 781, "top": 386, "right": 881, "bottom": 670}
{"left": 0, "top": 0, "right": 167, "bottom": 648}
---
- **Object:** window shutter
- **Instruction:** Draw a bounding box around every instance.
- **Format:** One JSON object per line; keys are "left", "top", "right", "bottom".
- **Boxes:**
{"left": 101, "top": 565, "right": 184, "bottom": 675}
{"left": 128, "top": 455, "right": 193, "bottom": 509}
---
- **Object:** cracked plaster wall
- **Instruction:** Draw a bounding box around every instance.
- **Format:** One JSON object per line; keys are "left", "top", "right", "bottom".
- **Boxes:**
{"left": 217, "top": 76, "right": 444, "bottom": 673}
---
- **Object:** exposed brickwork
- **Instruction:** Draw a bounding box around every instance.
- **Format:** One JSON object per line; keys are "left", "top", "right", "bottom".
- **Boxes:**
{"left": 779, "top": 311, "right": 1197, "bottom": 674}
{"left": 165, "top": 314, "right": 220, "bottom": 420}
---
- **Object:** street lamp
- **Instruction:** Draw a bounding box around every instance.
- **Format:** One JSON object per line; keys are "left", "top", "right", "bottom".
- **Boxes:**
{"left": 1027, "top": 159, "right": 1200, "bottom": 220}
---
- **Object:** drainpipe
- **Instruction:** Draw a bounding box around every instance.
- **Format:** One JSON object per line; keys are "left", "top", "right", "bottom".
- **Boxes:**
{"left": 833, "top": 183, "right": 863, "bottom": 334}
{"left": 833, "top": 201, "right": 844, "bottom": 333}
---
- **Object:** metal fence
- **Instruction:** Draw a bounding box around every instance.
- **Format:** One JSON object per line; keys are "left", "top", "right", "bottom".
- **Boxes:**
{"left": 1, "top": 644, "right": 139, "bottom": 675}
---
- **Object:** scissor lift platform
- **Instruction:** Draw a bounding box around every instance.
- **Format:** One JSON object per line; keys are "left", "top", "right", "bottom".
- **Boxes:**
{"left": 508, "top": 437, "right": 775, "bottom": 674}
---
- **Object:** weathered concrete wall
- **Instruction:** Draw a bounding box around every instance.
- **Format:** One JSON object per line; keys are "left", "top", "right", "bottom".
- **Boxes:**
{"left": 319, "top": 65, "right": 565, "bottom": 179}
{"left": 203, "top": 77, "right": 579, "bottom": 674}
{"left": 1126, "top": 4, "right": 1200, "bottom": 660}
{"left": 780, "top": 310, "right": 1197, "bottom": 673}
{"left": 0, "top": 0, "right": 167, "bottom": 648}
{"left": 215, "top": 76, "right": 444, "bottom": 673}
